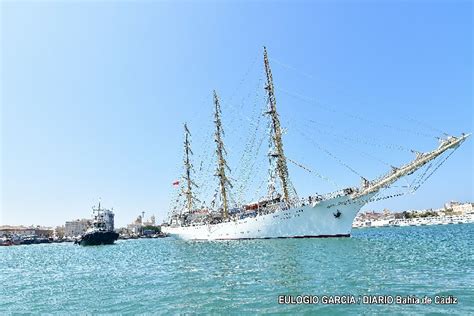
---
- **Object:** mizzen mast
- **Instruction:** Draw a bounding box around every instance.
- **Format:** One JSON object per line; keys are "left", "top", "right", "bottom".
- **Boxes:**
{"left": 263, "top": 47, "right": 291, "bottom": 202}
{"left": 182, "top": 122, "right": 198, "bottom": 212}
{"left": 213, "top": 90, "right": 232, "bottom": 219}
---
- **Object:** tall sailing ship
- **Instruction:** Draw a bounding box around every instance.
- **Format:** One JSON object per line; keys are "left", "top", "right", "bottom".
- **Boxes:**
{"left": 162, "top": 47, "right": 470, "bottom": 240}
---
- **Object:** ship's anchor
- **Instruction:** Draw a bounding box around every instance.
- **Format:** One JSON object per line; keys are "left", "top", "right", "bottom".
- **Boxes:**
{"left": 333, "top": 210, "right": 342, "bottom": 218}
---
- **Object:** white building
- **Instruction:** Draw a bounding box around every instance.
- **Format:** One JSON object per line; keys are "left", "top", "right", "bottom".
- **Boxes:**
{"left": 445, "top": 201, "right": 474, "bottom": 214}
{"left": 65, "top": 219, "right": 91, "bottom": 237}
{"left": 0, "top": 225, "right": 53, "bottom": 237}
{"left": 452, "top": 203, "right": 473, "bottom": 214}
{"left": 103, "top": 209, "right": 115, "bottom": 231}
{"left": 143, "top": 214, "right": 156, "bottom": 226}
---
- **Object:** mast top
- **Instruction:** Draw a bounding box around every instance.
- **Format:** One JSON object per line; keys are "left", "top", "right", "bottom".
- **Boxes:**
{"left": 184, "top": 122, "right": 191, "bottom": 135}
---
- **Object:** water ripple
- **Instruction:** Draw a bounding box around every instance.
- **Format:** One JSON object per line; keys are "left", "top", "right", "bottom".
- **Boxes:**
{"left": 1, "top": 224, "right": 473, "bottom": 314}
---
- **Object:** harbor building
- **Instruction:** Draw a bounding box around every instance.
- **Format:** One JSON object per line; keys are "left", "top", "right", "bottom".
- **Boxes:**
{"left": 0, "top": 225, "right": 54, "bottom": 237}
{"left": 54, "top": 226, "right": 65, "bottom": 239}
{"left": 353, "top": 201, "right": 473, "bottom": 228}
{"left": 103, "top": 209, "right": 115, "bottom": 232}
{"left": 445, "top": 201, "right": 473, "bottom": 214}
{"left": 143, "top": 215, "right": 156, "bottom": 226}
{"left": 127, "top": 215, "right": 143, "bottom": 235}
{"left": 125, "top": 213, "right": 156, "bottom": 235}
{"left": 65, "top": 219, "right": 91, "bottom": 237}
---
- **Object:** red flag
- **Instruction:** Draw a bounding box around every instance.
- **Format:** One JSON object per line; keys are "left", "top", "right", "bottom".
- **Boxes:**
{"left": 172, "top": 180, "right": 180, "bottom": 187}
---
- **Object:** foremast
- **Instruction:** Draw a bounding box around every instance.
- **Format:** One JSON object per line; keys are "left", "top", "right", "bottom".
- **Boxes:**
{"left": 182, "top": 122, "right": 198, "bottom": 213}
{"left": 263, "top": 47, "right": 291, "bottom": 202}
{"left": 213, "top": 90, "right": 233, "bottom": 219}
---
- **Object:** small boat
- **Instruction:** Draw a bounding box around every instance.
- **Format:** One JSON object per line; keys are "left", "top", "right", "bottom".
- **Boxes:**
{"left": 0, "top": 237, "right": 13, "bottom": 246}
{"left": 77, "top": 202, "right": 118, "bottom": 246}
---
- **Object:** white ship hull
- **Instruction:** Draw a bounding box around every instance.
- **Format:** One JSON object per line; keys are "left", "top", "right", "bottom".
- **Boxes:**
{"left": 162, "top": 193, "right": 376, "bottom": 240}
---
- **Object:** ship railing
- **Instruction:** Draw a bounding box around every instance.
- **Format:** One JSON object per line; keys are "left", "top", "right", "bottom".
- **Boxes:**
{"left": 316, "top": 187, "right": 358, "bottom": 202}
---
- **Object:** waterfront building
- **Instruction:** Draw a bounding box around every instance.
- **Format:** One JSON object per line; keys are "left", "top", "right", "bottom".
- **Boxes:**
{"left": 65, "top": 219, "right": 91, "bottom": 237}
{"left": 34, "top": 227, "right": 54, "bottom": 237}
{"left": 445, "top": 201, "right": 474, "bottom": 215}
{"left": 126, "top": 215, "right": 143, "bottom": 235}
{"left": 143, "top": 214, "right": 156, "bottom": 226}
{"left": 54, "top": 226, "right": 65, "bottom": 239}
{"left": 103, "top": 209, "right": 115, "bottom": 232}
{"left": 0, "top": 225, "right": 53, "bottom": 237}
{"left": 125, "top": 213, "right": 156, "bottom": 235}
{"left": 353, "top": 201, "right": 474, "bottom": 228}
{"left": 0, "top": 225, "right": 35, "bottom": 236}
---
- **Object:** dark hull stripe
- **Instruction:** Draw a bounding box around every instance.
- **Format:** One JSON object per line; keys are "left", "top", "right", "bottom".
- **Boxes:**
{"left": 79, "top": 231, "right": 119, "bottom": 246}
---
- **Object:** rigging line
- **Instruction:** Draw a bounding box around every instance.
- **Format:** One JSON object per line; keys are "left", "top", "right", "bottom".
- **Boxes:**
{"left": 192, "top": 119, "right": 214, "bottom": 170}
{"left": 401, "top": 172, "right": 412, "bottom": 192}
{"left": 292, "top": 118, "right": 406, "bottom": 167}
{"left": 194, "top": 156, "right": 210, "bottom": 186}
{"left": 283, "top": 113, "right": 414, "bottom": 180}
{"left": 223, "top": 81, "right": 263, "bottom": 132}
{"left": 224, "top": 70, "right": 264, "bottom": 120}
{"left": 219, "top": 89, "right": 265, "bottom": 127}
{"left": 234, "top": 89, "right": 264, "bottom": 175}
{"left": 266, "top": 56, "right": 443, "bottom": 138}
{"left": 397, "top": 114, "right": 448, "bottom": 136}
{"left": 168, "top": 187, "right": 181, "bottom": 215}
{"left": 382, "top": 185, "right": 411, "bottom": 188}
{"left": 227, "top": 52, "right": 260, "bottom": 104}
{"left": 308, "top": 126, "right": 393, "bottom": 168}
{"left": 230, "top": 82, "right": 264, "bottom": 168}
{"left": 187, "top": 94, "right": 215, "bottom": 132}
{"left": 352, "top": 151, "right": 456, "bottom": 205}
{"left": 358, "top": 150, "right": 454, "bottom": 206}
{"left": 300, "top": 119, "right": 413, "bottom": 167}
{"left": 306, "top": 119, "right": 413, "bottom": 152}
{"left": 214, "top": 87, "right": 265, "bottom": 192}
{"left": 193, "top": 106, "right": 223, "bottom": 196}
{"left": 195, "top": 155, "right": 215, "bottom": 202}
{"left": 276, "top": 86, "right": 438, "bottom": 139}
{"left": 235, "top": 127, "right": 261, "bottom": 182}
{"left": 268, "top": 56, "right": 314, "bottom": 80}
{"left": 236, "top": 128, "right": 268, "bottom": 201}
{"left": 410, "top": 149, "right": 452, "bottom": 191}
{"left": 413, "top": 148, "right": 458, "bottom": 191}
{"left": 234, "top": 76, "right": 264, "bottom": 112}
{"left": 409, "top": 161, "right": 433, "bottom": 189}
{"left": 252, "top": 178, "right": 268, "bottom": 202}
{"left": 287, "top": 157, "right": 340, "bottom": 188}
{"left": 291, "top": 122, "right": 365, "bottom": 179}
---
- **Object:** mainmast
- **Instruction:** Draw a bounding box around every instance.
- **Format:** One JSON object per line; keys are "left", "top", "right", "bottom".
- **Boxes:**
{"left": 263, "top": 46, "right": 291, "bottom": 202}
{"left": 213, "top": 90, "right": 232, "bottom": 219}
{"left": 182, "top": 122, "right": 198, "bottom": 212}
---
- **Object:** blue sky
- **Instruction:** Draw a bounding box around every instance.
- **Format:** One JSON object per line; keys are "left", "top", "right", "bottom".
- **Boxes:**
{"left": 1, "top": 0, "right": 472, "bottom": 228}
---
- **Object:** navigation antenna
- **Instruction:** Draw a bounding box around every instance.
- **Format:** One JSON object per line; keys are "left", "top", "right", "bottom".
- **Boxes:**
{"left": 263, "top": 46, "right": 291, "bottom": 202}
{"left": 182, "top": 122, "right": 199, "bottom": 213}
{"left": 213, "top": 90, "right": 232, "bottom": 219}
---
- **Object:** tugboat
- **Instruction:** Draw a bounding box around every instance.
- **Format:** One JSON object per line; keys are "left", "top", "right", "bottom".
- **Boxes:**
{"left": 77, "top": 202, "right": 119, "bottom": 246}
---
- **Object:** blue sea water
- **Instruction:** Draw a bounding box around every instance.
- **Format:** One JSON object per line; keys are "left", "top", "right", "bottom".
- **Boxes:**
{"left": 1, "top": 224, "right": 473, "bottom": 314}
